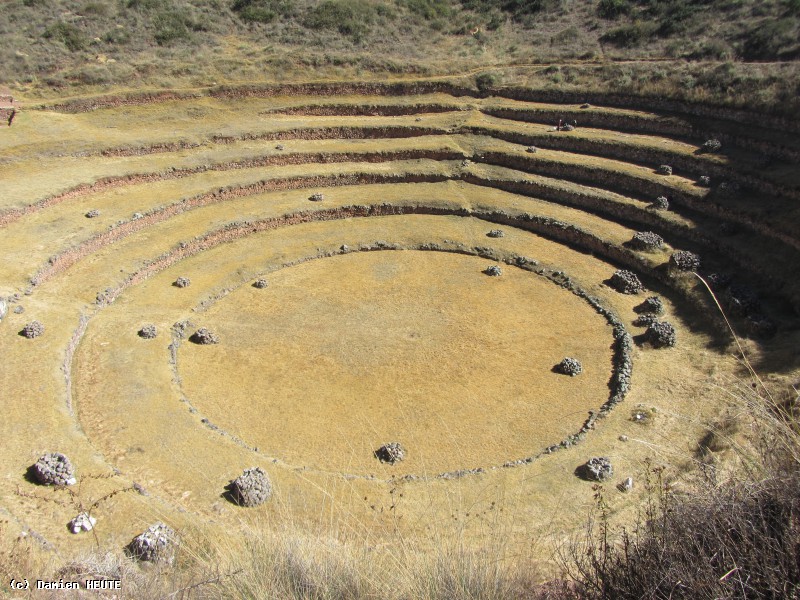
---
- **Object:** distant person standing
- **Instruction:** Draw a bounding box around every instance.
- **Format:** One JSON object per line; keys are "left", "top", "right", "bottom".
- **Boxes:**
{"left": 7, "top": 109, "right": 16, "bottom": 127}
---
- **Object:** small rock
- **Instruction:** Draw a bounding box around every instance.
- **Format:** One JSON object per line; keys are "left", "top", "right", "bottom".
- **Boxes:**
{"left": 252, "top": 279, "right": 268, "bottom": 289}
{"left": 618, "top": 435, "right": 629, "bottom": 442}
{"left": 609, "top": 270, "right": 643, "bottom": 294}
{"left": 375, "top": 442, "right": 406, "bottom": 464}
{"left": 561, "top": 123, "right": 574, "bottom": 131}
{"left": 226, "top": 467, "right": 273, "bottom": 507}
{"left": 525, "top": 145, "right": 537, "bottom": 153}
{"left": 13, "top": 305, "right": 24, "bottom": 314}
{"left": 580, "top": 103, "right": 591, "bottom": 109}
{"left": 190, "top": 328, "right": 219, "bottom": 345}
{"left": 618, "top": 477, "right": 634, "bottom": 492}
{"left": 85, "top": 209, "right": 100, "bottom": 218}
{"left": 656, "top": 165, "right": 673, "bottom": 176}
{"left": 173, "top": 276, "right": 191, "bottom": 288}
{"left": 132, "top": 212, "right": 144, "bottom": 220}
{"left": 486, "top": 229, "right": 505, "bottom": 238}
{"left": 126, "top": 523, "right": 178, "bottom": 564}
{"left": 554, "top": 357, "right": 582, "bottom": 376}
{"left": 275, "top": 144, "right": 284, "bottom": 150}
{"left": 309, "top": 193, "right": 324, "bottom": 202}
{"left": 21, "top": 320, "right": 44, "bottom": 339}
{"left": 32, "top": 452, "right": 76, "bottom": 486}
{"left": 68, "top": 513, "right": 96, "bottom": 534}
{"left": 340, "top": 244, "right": 349, "bottom": 252}
{"left": 484, "top": 265, "right": 502, "bottom": 277}
{"left": 669, "top": 250, "right": 701, "bottom": 272}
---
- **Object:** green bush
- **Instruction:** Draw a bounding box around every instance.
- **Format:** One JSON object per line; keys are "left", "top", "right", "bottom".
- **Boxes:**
{"left": 80, "top": 1, "right": 111, "bottom": 16}
{"left": 475, "top": 72, "right": 498, "bottom": 91}
{"left": 43, "top": 22, "right": 88, "bottom": 51}
{"left": 460, "top": 0, "right": 559, "bottom": 21}
{"left": 303, "top": 0, "right": 379, "bottom": 42}
{"left": 153, "top": 10, "right": 192, "bottom": 44}
{"left": 597, "top": 0, "right": 631, "bottom": 19}
{"left": 127, "top": 0, "right": 164, "bottom": 9}
{"left": 103, "top": 27, "right": 131, "bottom": 45}
{"left": 600, "top": 21, "right": 656, "bottom": 47}
{"left": 403, "top": 0, "right": 451, "bottom": 19}
{"left": 231, "top": 0, "right": 293, "bottom": 24}
{"left": 741, "top": 18, "right": 798, "bottom": 60}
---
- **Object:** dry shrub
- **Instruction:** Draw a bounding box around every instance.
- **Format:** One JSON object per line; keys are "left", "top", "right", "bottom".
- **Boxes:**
{"left": 564, "top": 463, "right": 800, "bottom": 600}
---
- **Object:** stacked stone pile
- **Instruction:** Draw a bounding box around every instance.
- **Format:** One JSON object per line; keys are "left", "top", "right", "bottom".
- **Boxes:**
{"left": 227, "top": 467, "right": 273, "bottom": 507}
{"left": 190, "top": 328, "right": 219, "bottom": 345}
{"left": 126, "top": 523, "right": 178, "bottom": 563}
{"left": 581, "top": 457, "right": 613, "bottom": 481}
{"left": 609, "top": 270, "right": 643, "bottom": 294}
{"left": 669, "top": 250, "right": 701, "bottom": 271}
{"left": 32, "top": 452, "right": 76, "bottom": 486}
{"left": 138, "top": 324, "right": 157, "bottom": 339}
{"left": 21, "top": 321, "right": 45, "bottom": 339}
{"left": 375, "top": 442, "right": 406, "bottom": 464}
{"left": 554, "top": 357, "right": 582, "bottom": 376}
{"left": 646, "top": 321, "right": 677, "bottom": 348}
{"left": 630, "top": 231, "right": 664, "bottom": 251}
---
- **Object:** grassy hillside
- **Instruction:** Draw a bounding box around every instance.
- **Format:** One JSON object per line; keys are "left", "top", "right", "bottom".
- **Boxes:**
{"left": 2, "top": 0, "right": 799, "bottom": 114}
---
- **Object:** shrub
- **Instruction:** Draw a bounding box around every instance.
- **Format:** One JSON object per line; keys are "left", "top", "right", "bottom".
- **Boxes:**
{"left": 460, "top": 0, "right": 561, "bottom": 22}
{"left": 597, "top": 0, "right": 631, "bottom": 19}
{"left": 600, "top": 22, "right": 656, "bottom": 47}
{"left": 80, "top": 1, "right": 111, "bottom": 16}
{"left": 127, "top": 0, "right": 163, "bottom": 9}
{"left": 231, "top": 0, "right": 293, "bottom": 24}
{"left": 403, "top": 0, "right": 451, "bottom": 19}
{"left": 475, "top": 72, "right": 498, "bottom": 91}
{"left": 43, "top": 22, "right": 88, "bottom": 52}
{"left": 567, "top": 467, "right": 800, "bottom": 599}
{"left": 741, "top": 18, "right": 797, "bottom": 60}
{"left": 303, "top": 0, "right": 378, "bottom": 42}
{"left": 153, "top": 10, "right": 192, "bottom": 45}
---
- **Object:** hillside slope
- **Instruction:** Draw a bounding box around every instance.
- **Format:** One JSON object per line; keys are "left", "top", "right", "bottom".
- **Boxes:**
{"left": 2, "top": 0, "right": 799, "bottom": 114}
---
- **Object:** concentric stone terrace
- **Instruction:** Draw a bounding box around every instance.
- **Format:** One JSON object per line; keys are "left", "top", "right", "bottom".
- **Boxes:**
{"left": 0, "top": 81, "right": 798, "bottom": 560}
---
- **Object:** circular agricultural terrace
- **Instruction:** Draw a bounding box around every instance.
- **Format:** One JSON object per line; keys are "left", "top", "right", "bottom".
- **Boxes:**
{"left": 1, "top": 82, "right": 798, "bottom": 563}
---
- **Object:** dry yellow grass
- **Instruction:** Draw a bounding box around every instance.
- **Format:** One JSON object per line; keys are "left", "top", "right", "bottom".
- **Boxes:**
{"left": 0, "top": 87, "right": 794, "bottom": 591}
